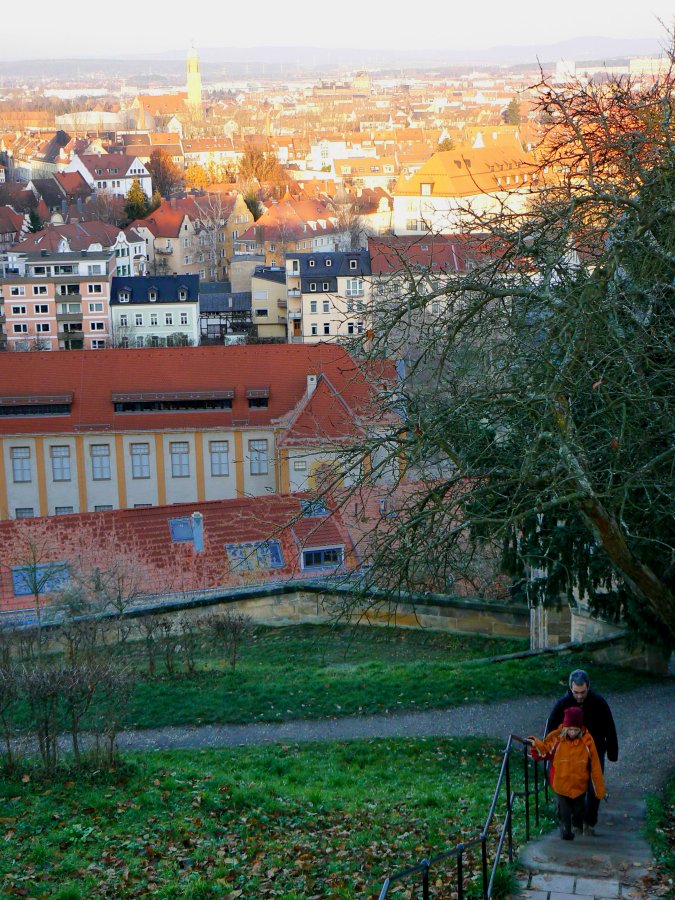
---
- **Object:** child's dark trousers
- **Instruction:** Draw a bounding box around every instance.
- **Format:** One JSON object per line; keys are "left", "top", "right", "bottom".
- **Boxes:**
{"left": 556, "top": 792, "right": 585, "bottom": 838}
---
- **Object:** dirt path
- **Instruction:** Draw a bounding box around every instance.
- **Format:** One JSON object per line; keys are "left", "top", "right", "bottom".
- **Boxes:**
{"left": 116, "top": 681, "right": 675, "bottom": 793}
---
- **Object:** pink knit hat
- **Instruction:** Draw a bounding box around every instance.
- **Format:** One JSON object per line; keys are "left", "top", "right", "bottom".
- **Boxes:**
{"left": 563, "top": 707, "right": 584, "bottom": 729}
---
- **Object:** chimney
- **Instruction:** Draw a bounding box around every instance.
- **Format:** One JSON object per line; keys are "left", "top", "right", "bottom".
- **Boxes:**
{"left": 191, "top": 512, "right": 204, "bottom": 553}
{"left": 307, "top": 374, "right": 318, "bottom": 397}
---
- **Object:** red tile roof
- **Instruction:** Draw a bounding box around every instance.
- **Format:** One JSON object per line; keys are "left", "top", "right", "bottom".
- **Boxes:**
{"left": 0, "top": 345, "right": 382, "bottom": 436}
{"left": 278, "top": 375, "right": 365, "bottom": 448}
{"left": 0, "top": 494, "right": 356, "bottom": 612}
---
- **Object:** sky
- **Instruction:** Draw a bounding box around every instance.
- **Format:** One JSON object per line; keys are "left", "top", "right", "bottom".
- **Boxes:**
{"left": 6, "top": 0, "right": 674, "bottom": 59}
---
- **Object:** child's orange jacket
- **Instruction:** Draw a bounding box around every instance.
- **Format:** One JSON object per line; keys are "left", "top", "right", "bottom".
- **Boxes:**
{"left": 530, "top": 726, "right": 606, "bottom": 800}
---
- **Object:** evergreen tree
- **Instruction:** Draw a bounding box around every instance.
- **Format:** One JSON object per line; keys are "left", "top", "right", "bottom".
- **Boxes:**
{"left": 123, "top": 179, "right": 150, "bottom": 223}
{"left": 27, "top": 209, "right": 42, "bottom": 233}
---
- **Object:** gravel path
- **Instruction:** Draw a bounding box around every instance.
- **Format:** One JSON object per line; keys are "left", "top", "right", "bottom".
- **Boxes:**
{"left": 117, "top": 681, "right": 675, "bottom": 793}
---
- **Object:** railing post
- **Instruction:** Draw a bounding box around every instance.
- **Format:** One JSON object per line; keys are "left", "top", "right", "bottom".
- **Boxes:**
{"left": 457, "top": 846, "right": 464, "bottom": 900}
{"left": 505, "top": 749, "right": 513, "bottom": 863}
{"left": 481, "top": 835, "right": 489, "bottom": 900}
{"left": 534, "top": 756, "right": 540, "bottom": 827}
{"left": 422, "top": 860, "right": 430, "bottom": 900}
{"left": 523, "top": 743, "right": 531, "bottom": 841}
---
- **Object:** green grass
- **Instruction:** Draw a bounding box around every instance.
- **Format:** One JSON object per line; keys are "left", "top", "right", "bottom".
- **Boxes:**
{"left": 9, "top": 624, "right": 663, "bottom": 731}
{"left": 0, "top": 737, "right": 532, "bottom": 899}
{"left": 645, "top": 773, "right": 675, "bottom": 889}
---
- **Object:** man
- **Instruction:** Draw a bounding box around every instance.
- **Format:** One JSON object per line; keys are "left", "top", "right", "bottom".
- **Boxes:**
{"left": 545, "top": 668, "right": 618, "bottom": 835}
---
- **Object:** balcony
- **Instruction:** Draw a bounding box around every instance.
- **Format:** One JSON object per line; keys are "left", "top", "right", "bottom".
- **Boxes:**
{"left": 155, "top": 243, "right": 173, "bottom": 255}
{"left": 277, "top": 297, "right": 287, "bottom": 308}
{"left": 287, "top": 288, "right": 301, "bottom": 298}
{"left": 288, "top": 310, "right": 302, "bottom": 320}
{"left": 56, "top": 291, "right": 82, "bottom": 300}
{"left": 56, "top": 311, "right": 83, "bottom": 322}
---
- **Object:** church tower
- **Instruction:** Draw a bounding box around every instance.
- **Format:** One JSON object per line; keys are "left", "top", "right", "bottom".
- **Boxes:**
{"left": 186, "top": 44, "right": 202, "bottom": 112}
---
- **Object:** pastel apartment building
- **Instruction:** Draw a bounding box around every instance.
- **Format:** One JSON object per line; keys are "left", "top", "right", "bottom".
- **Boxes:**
{"left": 110, "top": 275, "right": 200, "bottom": 347}
{"left": 285, "top": 250, "right": 371, "bottom": 344}
{"left": 0, "top": 249, "right": 114, "bottom": 351}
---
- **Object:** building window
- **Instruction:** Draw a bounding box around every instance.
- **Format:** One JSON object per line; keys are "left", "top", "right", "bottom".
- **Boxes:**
{"left": 11, "top": 447, "right": 31, "bottom": 482}
{"left": 91, "top": 322, "right": 105, "bottom": 331}
{"left": 170, "top": 441, "right": 190, "bottom": 477}
{"left": 310, "top": 300, "right": 317, "bottom": 313}
{"left": 348, "top": 322, "right": 355, "bottom": 335}
{"left": 10, "top": 287, "right": 25, "bottom": 297}
{"left": 325, "top": 258, "right": 332, "bottom": 267}
{"left": 118, "top": 291, "right": 130, "bottom": 303}
{"left": 33, "top": 287, "right": 48, "bottom": 297}
{"left": 13, "top": 324, "right": 28, "bottom": 334}
{"left": 309, "top": 282, "right": 317, "bottom": 292}
{"left": 255, "top": 308, "right": 268, "bottom": 318}
{"left": 322, "top": 283, "right": 329, "bottom": 292}
{"left": 148, "top": 290, "right": 158, "bottom": 302}
{"left": 50, "top": 445, "right": 71, "bottom": 481}
{"left": 349, "top": 259, "right": 358, "bottom": 270}
{"left": 135, "top": 336, "right": 144, "bottom": 348}
{"left": 302, "top": 547, "right": 343, "bottom": 568}
{"left": 34, "top": 302, "right": 49, "bottom": 312}
{"left": 322, "top": 299, "right": 329, "bottom": 313}
{"left": 131, "top": 442, "right": 150, "bottom": 478}
{"left": 165, "top": 313, "right": 173, "bottom": 326}
{"left": 88, "top": 284, "right": 103, "bottom": 294}
{"left": 180, "top": 311, "right": 188, "bottom": 325}
{"left": 91, "top": 339, "right": 106, "bottom": 349}
{"left": 178, "top": 289, "right": 187, "bottom": 301}
{"left": 55, "top": 506, "right": 74, "bottom": 515}
{"left": 293, "top": 459, "right": 307, "bottom": 471}
{"left": 119, "top": 314, "right": 128, "bottom": 327}
{"left": 95, "top": 505, "right": 113, "bottom": 511}
{"left": 311, "top": 324, "right": 318, "bottom": 336}
{"left": 15, "top": 507, "right": 34, "bottom": 519}
{"left": 323, "top": 322, "right": 330, "bottom": 335}
{"left": 134, "top": 313, "right": 143, "bottom": 326}
{"left": 150, "top": 313, "right": 158, "bottom": 326}
{"left": 249, "top": 439, "right": 268, "bottom": 475}
{"left": 346, "top": 278, "right": 364, "bottom": 297}
{"left": 91, "top": 444, "right": 111, "bottom": 480}
{"left": 89, "top": 302, "right": 104, "bottom": 312}
{"left": 36, "top": 323, "right": 51, "bottom": 333}
{"left": 209, "top": 440, "right": 229, "bottom": 476}
{"left": 11, "top": 305, "right": 26, "bottom": 315}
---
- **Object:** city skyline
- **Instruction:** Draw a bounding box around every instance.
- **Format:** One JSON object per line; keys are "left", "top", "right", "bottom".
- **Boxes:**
{"left": 5, "top": 0, "right": 673, "bottom": 61}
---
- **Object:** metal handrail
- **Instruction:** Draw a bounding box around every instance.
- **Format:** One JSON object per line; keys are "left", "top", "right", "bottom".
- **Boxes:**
{"left": 377, "top": 734, "right": 550, "bottom": 899}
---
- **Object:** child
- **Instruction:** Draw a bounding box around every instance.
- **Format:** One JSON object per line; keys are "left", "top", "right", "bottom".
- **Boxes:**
{"left": 528, "top": 706, "right": 606, "bottom": 840}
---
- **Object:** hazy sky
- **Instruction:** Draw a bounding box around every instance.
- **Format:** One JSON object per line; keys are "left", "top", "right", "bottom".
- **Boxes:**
{"left": 8, "top": 0, "right": 673, "bottom": 58}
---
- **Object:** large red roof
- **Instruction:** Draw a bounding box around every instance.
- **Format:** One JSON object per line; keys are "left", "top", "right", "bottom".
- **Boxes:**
{"left": 0, "top": 493, "right": 356, "bottom": 612}
{"left": 0, "top": 345, "right": 381, "bottom": 436}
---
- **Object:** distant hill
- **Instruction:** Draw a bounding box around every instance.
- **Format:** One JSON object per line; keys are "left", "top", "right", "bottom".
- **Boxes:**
{"left": 0, "top": 36, "right": 667, "bottom": 81}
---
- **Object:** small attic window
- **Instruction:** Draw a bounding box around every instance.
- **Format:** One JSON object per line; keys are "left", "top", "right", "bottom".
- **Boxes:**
{"left": 118, "top": 290, "right": 130, "bottom": 302}
{"left": 178, "top": 288, "right": 188, "bottom": 301}
{"left": 169, "top": 517, "right": 193, "bottom": 542}
{"left": 148, "top": 289, "right": 158, "bottom": 302}
{"left": 325, "top": 258, "right": 332, "bottom": 266}
{"left": 301, "top": 498, "right": 328, "bottom": 517}
{"left": 308, "top": 258, "right": 315, "bottom": 267}
{"left": 421, "top": 183, "right": 432, "bottom": 196}
{"left": 349, "top": 259, "right": 358, "bottom": 270}
{"left": 169, "top": 516, "right": 192, "bottom": 544}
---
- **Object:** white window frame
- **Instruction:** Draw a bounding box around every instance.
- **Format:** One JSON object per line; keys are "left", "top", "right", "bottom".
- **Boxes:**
{"left": 91, "top": 444, "right": 111, "bottom": 481}
{"left": 209, "top": 440, "right": 229, "bottom": 477}
{"left": 249, "top": 439, "right": 268, "bottom": 475}
{"left": 50, "top": 445, "right": 71, "bottom": 482}
{"left": 170, "top": 441, "right": 190, "bottom": 478}
{"left": 11, "top": 447, "right": 31, "bottom": 483}
{"left": 130, "top": 442, "right": 151, "bottom": 479}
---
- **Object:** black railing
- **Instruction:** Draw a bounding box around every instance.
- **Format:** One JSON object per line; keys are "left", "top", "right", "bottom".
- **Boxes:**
{"left": 377, "top": 735, "right": 549, "bottom": 900}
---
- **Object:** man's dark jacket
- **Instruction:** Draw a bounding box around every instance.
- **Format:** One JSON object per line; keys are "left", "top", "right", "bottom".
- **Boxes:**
{"left": 545, "top": 689, "right": 619, "bottom": 761}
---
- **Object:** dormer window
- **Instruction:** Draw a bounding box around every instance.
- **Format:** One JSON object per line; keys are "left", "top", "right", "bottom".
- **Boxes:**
{"left": 308, "top": 259, "right": 315, "bottom": 267}
{"left": 118, "top": 291, "right": 130, "bottom": 303}
{"left": 421, "top": 183, "right": 432, "bottom": 196}
{"left": 325, "top": 258, "right": 332, "bottom": 267}
{"left": 178, "top": 289, "right": 188, "bottom": 301}
{"left": 349, "top": 259, "right": 358, "bottom": 270}
{"left": 148, "top": 289, "right": 158, "bottom": 302}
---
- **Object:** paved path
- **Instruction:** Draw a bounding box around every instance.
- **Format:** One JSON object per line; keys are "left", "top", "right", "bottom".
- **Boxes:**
{"left": 116, "top": 682, "right": 675, "bottom": 794}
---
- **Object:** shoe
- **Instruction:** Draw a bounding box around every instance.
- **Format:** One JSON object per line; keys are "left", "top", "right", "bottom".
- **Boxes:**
{"left": 573, "top": 826, "right": 583, "bottom": 836}
{"left": 583, "top": 825, "right": 595, "bottom": 836}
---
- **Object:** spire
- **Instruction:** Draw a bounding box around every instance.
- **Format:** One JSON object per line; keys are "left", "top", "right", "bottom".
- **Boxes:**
{"left": 186, "top": 43, "right": 202, "bottom": 112}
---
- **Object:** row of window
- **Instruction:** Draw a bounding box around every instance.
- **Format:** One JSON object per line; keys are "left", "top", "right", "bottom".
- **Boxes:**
{"left": 308, "top": 321, "right": 364, "bottom": 336}
{"left": 10, "top": 302, "right": 103, "bottom": 315}
{"left": 7, "top": 284, "right": 103, "bottom": 298}
{"left": 117, "top": 289, "right": 189, "bottom": 303}
{"left": 119, "top": 311, "right": 189, "bottom": 327}
{"left": 7, "top": 440, "right": 270, "bottom": 484}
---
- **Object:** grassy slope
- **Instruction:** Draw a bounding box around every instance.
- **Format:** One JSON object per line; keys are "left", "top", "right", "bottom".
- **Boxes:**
{"left": 0, "top": 737, "right": 539, "bottom": 899}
